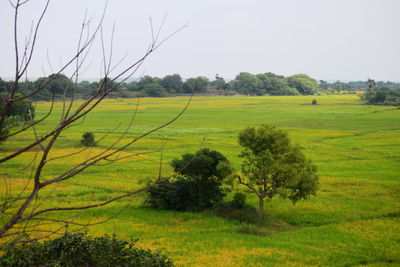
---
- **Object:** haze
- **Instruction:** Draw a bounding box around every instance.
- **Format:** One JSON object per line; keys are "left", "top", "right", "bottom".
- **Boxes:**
{"left": 0, "top": 0, "right": 399, "bottom": 81}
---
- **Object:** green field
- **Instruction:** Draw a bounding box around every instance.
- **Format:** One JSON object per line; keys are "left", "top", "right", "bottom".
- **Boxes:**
{"left": 1, "top": 95, "right": 400, "bottom": 266}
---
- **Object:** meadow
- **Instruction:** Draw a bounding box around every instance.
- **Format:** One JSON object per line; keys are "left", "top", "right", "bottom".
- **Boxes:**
{"left": 1, "top": 95, "right": 399, "bottom": 266}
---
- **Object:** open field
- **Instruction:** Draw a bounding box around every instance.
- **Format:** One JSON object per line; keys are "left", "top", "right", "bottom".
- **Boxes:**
{"left": 1, "top": 95, "right": 400, "bottom": 266}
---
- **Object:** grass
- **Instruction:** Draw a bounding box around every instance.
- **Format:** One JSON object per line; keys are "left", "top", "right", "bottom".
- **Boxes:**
{"left": 1, "top": 95, "right": 399, "bottom": 266}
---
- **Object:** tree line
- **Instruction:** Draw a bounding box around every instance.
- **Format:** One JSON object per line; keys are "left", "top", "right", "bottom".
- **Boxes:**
{"left": 318, "top": 79, "right": 400, "bottom": 94}
{"left": 2, "top": 74, "right": 399, "bottom": 101}
{"left": 361, "top": 78, "right": 400, "bottom": 106}
{"left": 0, "top": 72, "right": 321, "bottom": 100}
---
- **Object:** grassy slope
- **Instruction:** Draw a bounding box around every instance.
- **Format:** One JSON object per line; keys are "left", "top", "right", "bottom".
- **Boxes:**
{"left": 1, "top": 95, "right": 399, "bottom": 266}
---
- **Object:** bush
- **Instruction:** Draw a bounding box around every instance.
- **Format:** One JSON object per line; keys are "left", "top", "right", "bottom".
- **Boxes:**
{"left": 80, "top": 132, "right": 96, "bottom": 147}
{"left": 171, "top": 148, "right": 232, "bottom": 181}
{"left": 0, "top": 232, "right": 173, "bottom": 267}
{"left": 147, "top": 148, "right": 233, "bottom": 212}
{"left": 312, "top": 99, "right": 317, "bottom": 105}
{"left": 147, "top": 175, "right": 225, "bottom": 212}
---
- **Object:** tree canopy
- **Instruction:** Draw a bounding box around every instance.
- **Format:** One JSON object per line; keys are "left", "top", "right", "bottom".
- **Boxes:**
{"left": 287, "top": 74, "right": 319, "bottom": 95}
{"left": 237, "top": 125, "right": 318, "bottom": 217}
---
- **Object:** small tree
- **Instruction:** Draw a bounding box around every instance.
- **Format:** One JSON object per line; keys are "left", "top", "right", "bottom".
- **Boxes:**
{"left": 237, "top": 125, "right": 318, "bottom": 217}
{"left": 80, "top": 132, "right": 96, "bottom": 147}
{"left": 311, "top": 99, "right": 317, "bottom": 105}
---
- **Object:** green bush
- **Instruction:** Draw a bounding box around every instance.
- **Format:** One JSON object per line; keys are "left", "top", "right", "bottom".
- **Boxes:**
{"left": 147, "top": 148, "right": 233, "bottom": 212}
{"left": 171, "top": 148, "right": 232, "bottom": 181}
{"left": 147, "top": 175, "right": 225, "bottom": 212}
{"left": 312, "top": 99, "right": 317, "bottom": 105}
{"left": 0, "top": 232, "right": 173, "bottom": 267}
{"left": 80, "top": 132, "right": 96, "bottom": 147}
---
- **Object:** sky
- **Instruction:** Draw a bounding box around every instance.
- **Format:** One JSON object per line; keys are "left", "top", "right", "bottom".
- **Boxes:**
{"left": 0, "top": 0, "right": 399, "bottom": 81}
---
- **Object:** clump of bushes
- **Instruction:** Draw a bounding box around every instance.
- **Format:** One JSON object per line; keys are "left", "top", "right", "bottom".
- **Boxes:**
{"left": 80, "top": 132, "right": 96, "bottom": 147}
{"left": 0, "top": 232, "right": 173, "bottom": 267}
{"left": 147, "top": 174, "right": 226, "bottom": 212}
{"left": 312, "top": 99, "right": 317, "bottom": 105}
{"left": 147, "top": 148, "right": 233, "bottom": 212}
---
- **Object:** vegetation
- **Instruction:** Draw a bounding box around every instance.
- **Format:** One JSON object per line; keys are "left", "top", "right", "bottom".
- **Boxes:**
{"left": 1, "top": 95, "right": 399, "bottom": 266}
{"left": 3, "top": 73, "right": 400, "bottom": 100}
{"left": 362, "top": 78, "right": 400, "bottom": 105}
{"left": 0, "top": 232, "right": 173, "bottom": 267}
{"left": 80, "top": 132, "right": 97, "bottom": 147}
{"left": 147, "top": 149, "right": 232, "bottom": 211}
{"left": 237, "top": 125, "right": 318, "bottom": 217}
{"left": 0, "top": 71, "right": 323, "bottom": 99}
{"left": 0, "top": 92, "right": 34, "bottom": 143}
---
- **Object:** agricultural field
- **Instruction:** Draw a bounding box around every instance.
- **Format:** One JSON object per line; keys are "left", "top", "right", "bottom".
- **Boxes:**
{"left": 1, "top": 94, "right": 400, "bottom": 266}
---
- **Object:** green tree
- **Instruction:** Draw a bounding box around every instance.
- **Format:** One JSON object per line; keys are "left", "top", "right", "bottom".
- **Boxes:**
{"left": 210, "top": 74, "right": 227, "bottom": 91}
{"left": 237, "top": 125, "right": 318, "bottom": 217}
{"left": 161, "top": 74, "right": 183, "bottom": 94}
{"left": 182, "top": 77, "right": 209, "bottom": 93}
{"left": 135, "top": 76, "right": 162, "bottom": 91}
{"left": 46, "top": 73, "right": 75, "bottom": 95}
{"left": 287, "top": 74, "right": 319, "bottom": 95}
{"left": 234, "top": 72, "right": 262, "bottom": 96}
{"left": 319, "top": 80, "right": 328, "bottom": 90}
{"left": 256, "top": 72, "right": 299, "bottom": 95}
{"left": 80, "top": 132, "right": 96, "bottom": 147}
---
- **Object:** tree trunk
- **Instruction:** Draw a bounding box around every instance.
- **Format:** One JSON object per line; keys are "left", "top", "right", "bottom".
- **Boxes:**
{"left": 258, "top": 196, "right": 265, "bottom": 217}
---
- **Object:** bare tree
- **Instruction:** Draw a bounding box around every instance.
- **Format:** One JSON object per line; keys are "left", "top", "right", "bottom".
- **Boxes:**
{"left": 0, "top": 0, "right": 188, "bottom": 244}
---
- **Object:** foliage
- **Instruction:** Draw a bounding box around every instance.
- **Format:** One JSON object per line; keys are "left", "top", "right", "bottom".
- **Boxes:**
{"left": 147, "top": 148, "right": 233, "bottom": 211}
{"left": 287, "top": 74, "right": 319, "bottom": 95}
{"left": 171, "top": 148, "right": 232, "bottom": 181}
{"left": 0, "top": 93, "right": 35, "bottom": 144}
{"left": 33, "top": 74, "right": 75, "bottom": 99}
{"left": 143, "top": 83, "right": 168, "bottom": 97}
{"left": 362, "top": 79, "right": 400, "bottom": 105}
{"left": 256, "top": 73, "right": 299, "bottom": 96}
{"left": 147, "top": 174, "right": 226, "bottom": 211}
{"left": 161, "top": 74, "right": 183, "bottom": 94}
{"left": 0, "top": 232, "right": 173, "bottom": 267}
{"left": 237, "top": 125, "right": 318, "bottom": 216}
{"left": 182, "top": 77, "right": 210, "bottom": 93}
{"left": 80, "top": 132, "right": 96, "bottom": 147}
{"left": 312, "top": 99, "right": 317, "bottom": 105}
{"left": 233, "top": 72, "right": 262, "bottom": 96}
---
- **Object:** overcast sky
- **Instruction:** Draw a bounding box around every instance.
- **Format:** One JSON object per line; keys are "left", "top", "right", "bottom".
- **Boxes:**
{"left": 1, "top": 0, "right": 399, "bottom": 81}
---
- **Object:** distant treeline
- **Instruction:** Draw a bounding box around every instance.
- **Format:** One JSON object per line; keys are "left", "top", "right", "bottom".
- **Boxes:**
{"left": 1, "top": 73, "right": 399, "bottom": 101}
{"left": 361, "top": 79, "right": 400, "bottom": 106}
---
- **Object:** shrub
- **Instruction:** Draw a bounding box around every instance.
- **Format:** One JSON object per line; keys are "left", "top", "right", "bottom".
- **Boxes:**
{"left": 171, "top": 148, "right": 231, "bottom": 181}
{"left": 147, "top": 175, "right": 225, "bottom": 212}
{"left": 80, "top": 132, "right": 96, "bottom": 147}
{"left": 0, "top": 232, "right": 173, "bottom": 267}
{"left": 147, "top": 148, "right": 233, "bottom": 212}
{"left": 311, "top": 99, "right": 317, "bottom": 105}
